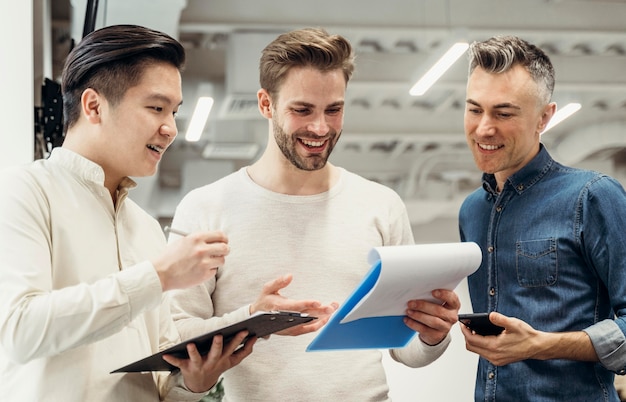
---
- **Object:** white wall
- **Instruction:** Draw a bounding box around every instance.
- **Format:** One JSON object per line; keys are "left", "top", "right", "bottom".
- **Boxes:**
{"left": 0, "top": 1, "right": 34, "bottom": 169}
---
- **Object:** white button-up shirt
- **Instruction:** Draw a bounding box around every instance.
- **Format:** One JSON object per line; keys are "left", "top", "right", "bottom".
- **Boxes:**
{"left": 0, "top": 148, "right": 205, "bottom": 401}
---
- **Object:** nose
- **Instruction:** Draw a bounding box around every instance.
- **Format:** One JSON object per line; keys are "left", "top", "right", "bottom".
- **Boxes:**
{"left": 475, "top": 114, "right": 496, "bottom": 136}
{"left": 160, "top": 120, "right": 178, "bottom": 141}
{"left": 307, "top": 113, "right": 330, "bottom": 136}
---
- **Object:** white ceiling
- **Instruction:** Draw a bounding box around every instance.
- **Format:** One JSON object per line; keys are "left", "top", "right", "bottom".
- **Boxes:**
{"left": 50, "top": 0, "right": 626, "bottom": 221}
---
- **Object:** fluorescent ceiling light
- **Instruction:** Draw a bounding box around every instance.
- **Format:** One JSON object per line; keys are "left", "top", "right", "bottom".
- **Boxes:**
{"left": 541, "top": 102, "right": 582, "bottom": 134}
{"left": 185, "top": 96, "right": 214, "bottom": 142}
{"left": 409, "top": 42, "right": 469, "bottom": 96}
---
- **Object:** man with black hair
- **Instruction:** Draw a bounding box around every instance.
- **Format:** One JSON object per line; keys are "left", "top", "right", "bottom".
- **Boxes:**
{"left": 0, "top": 24, "right": 255, "bottom": 401}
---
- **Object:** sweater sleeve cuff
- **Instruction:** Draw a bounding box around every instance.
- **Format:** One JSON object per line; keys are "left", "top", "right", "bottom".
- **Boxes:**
{"left": 389, "top": 333, "right": 452, "bottom": 368}
{"left": 160, "top": 371, "right": 213, "bottom": 402}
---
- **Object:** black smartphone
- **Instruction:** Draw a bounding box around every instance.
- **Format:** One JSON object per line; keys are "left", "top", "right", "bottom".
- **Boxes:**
{"left": 458, "top": 313, "right": 504, "bottom": 336}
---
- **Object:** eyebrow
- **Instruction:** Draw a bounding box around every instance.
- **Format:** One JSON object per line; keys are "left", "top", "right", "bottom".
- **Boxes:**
{"left": 290, "top": 100, "right": 344, "bottom": 108}
{"left": 146, "top": 93, "right": 183, "bottom": 107}
{"left": 466, "top": 98, "right": 521, "bottom": 110}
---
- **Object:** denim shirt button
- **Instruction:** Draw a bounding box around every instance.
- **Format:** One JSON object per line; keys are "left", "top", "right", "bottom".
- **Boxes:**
{"left": 517, "top": 184, "right": 524, "bottom": 191}
{"left": 489, "top": 288, "right": 496, "bottom": 296}
{"left": 496, "top": 205, "right": 502, "bottom": 212}
{"left": 488, "top": 246, "right": 494, "bottom": 253}
{"left": 488, "top": 371, "right": 495, "bottom": 379}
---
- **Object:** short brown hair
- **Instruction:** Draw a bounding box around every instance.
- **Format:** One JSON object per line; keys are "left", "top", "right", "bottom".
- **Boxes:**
{"left": 259, "top": 27, "right": 355, "bottom": 100}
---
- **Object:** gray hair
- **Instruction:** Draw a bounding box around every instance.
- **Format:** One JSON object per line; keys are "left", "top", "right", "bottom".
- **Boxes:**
{"left": 467, "top": 35, "right": 555, "bottom": 104}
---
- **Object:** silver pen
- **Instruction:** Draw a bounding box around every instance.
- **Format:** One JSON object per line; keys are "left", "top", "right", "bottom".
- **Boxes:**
{"left": 164, "top": 226, "right": 189, "bottom": 237}
{"left": 164, "top": 226, "right": 220, "bottom": 271}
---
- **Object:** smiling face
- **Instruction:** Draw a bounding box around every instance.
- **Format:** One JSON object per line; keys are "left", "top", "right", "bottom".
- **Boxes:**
{"left": 94, "top": 62, "right": 182, "bottom": 188}
{"left": 464, "top": 64, "right": 553, "bottom": 188}
{"left": 266, "top": 66, "right": 345, "bottom": 171}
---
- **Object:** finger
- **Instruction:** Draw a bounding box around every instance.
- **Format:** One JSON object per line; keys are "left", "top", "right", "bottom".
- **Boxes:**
{"left": 161, "top": 353, "right": 184, "bottom": 369}
{"left": 276, "top": 299, "right": 324, "bottom": 313}
{"left": 233, "top": 337, "right": 256, "bottom": 360}
{"left": 203, "top": 242, "right": 230, "bottom": 258}
{"left": 431, "top": 289, "right": 461, "bottom": 309}
{"left": 488, "top": 311, "right": 508, "bottom": 328}
{"left": 204, "top": 334, "right": 224, "bottom": 362}
{"left": 186, "top": 342, "right": 202, "bottom": 365}
{"left": 197, "top": 230, "right": 229, "bottom": 244}
{"left": 278, "top": 314, "right": 331, "bottom": 336}
{"left": 261, "top": 274, "right": 293, "bottom": 295}
{"left": 223, "top": 331, "right": 249, "bottom": 355}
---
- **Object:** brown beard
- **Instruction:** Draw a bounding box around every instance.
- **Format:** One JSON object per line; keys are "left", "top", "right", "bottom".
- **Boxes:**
{"left": 272, "top": 116, "right": 340, "bottom": 171}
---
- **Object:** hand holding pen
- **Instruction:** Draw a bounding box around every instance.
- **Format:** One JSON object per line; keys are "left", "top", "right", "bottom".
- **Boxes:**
{"left": 151, "top": 226, "right": 229, "bottom": 291}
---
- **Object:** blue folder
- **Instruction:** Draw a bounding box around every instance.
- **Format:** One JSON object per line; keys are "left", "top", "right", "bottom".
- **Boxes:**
{"left": 306, "top": 260, "right": 416, "bottom": 351}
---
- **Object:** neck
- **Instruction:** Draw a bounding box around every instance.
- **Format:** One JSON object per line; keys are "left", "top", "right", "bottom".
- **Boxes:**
{"left": 247, "top": 154, "right": 338, "bottom": 196}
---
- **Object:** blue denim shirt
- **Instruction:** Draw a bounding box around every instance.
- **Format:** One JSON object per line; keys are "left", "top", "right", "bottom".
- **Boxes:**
{"left": 459, "top": 144, "right": 626, "bottom": 401}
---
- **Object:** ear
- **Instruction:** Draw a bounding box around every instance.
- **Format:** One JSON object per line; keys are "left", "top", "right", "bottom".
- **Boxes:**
{"left": 81, "top": 88, "right": 103, "bottom": 124}
{"left": 538, "top": 102, "right": 557, "bottom": 133}
{"left": 257, "top": 89, "right": 273, "bottom": 119}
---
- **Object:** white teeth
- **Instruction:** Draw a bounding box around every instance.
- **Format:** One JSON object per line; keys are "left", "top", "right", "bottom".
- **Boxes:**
{"left": 301, "top": 139, "right": 325, "bottom": 147}
{"left": 147, "top": 144, "right": 163, "bottom": 153}
{"left": 479, "top": 143, "right": 501, "bottom": 151}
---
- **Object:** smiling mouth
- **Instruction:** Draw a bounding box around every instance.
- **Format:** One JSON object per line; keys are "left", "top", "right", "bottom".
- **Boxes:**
{"left": 298, "top": 138, "right": 327, "bottom": 152}
{"left": 300, "top": 138, "right": 326, "bottom": 147}
{"left": 147, "top": 144, "right": 165, "bottom": 154}
{"left": 478, "top": 143, "right": 503, "bottom": 151}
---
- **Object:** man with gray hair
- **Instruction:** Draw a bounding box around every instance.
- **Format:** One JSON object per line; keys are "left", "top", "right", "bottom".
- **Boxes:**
{"left": 459, "top": 35, "right": 626, "bottom": 401}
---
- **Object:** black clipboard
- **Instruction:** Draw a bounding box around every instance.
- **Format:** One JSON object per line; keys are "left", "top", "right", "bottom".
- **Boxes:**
{"left": 111, "top": 311, "right": 315, "bottom": 373}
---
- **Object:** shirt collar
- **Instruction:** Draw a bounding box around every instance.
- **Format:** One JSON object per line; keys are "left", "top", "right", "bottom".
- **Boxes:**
{"left": 481, "top": 143, "right": 554, "bottom": 196}
{"left": 47, "top": 147, "right": 137, "bottom": 192}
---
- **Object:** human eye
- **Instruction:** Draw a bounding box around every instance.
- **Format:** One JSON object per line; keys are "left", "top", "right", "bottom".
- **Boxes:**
{"left": 293, "top": 107, "right": 311, "bottom": 115}
{"left": 326, "top": 106, "right": 343, "bottom": 115}
{"left": 149, "top": 106, "right": 164, "bottom": 113}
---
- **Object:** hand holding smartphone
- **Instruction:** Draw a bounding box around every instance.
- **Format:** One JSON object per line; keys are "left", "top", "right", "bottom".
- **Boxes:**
{"left": 458, "top": 313, "right": 504, "bottom": 336}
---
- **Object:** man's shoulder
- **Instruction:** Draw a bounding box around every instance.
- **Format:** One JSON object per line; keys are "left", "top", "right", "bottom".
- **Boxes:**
{"left": 0, "top": 159, "right": 56, "bottom": 194}
{"left": 341, "top": 168, "right": 400, "bottom": 196}
{"left": 179, "top": 169, "right": 242, "bottom": 204}
{"left": 548, "top": 161, "right": 617, "bottom": 190}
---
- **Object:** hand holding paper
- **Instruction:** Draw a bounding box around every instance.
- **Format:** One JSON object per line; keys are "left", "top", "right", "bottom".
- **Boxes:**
{"left": 307, "top": 242, "right": 482, "bottom": 351}
{"left": 342, "top": 243, "right": 480, "bottom": 323}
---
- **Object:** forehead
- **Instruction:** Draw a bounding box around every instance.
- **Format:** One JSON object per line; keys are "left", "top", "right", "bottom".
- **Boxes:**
{"left": 467, "top": 65, "right": 538, "bottom": 107}
{"left": 275, "top": 66, "right": 346, "bottom": 105}
{"left": 125, "top": 62, "right": 183, "bottom": 103}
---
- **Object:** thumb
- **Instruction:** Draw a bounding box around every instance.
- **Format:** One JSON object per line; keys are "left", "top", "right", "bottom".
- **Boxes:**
{"left": 489, "top": 311, "right": 507, "bottom": 327}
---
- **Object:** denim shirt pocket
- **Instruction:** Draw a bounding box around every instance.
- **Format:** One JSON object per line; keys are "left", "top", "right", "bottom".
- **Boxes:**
{"left": 516, "top": 238, "right": 557, "bottom": 287}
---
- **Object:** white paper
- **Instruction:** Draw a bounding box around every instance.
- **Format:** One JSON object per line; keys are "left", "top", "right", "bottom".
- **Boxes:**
{"left": 340, "top": 242, "right": 482, "bottom": 324}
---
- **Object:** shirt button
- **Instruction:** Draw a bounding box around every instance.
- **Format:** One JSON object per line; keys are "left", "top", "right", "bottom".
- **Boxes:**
{"left": 496, "top": 205, "right": 502, "bottom": 212}
{"left": 517, "top": 184, "right": 524, "bottom": 191}
{"left": 488, "top": 371, "right": 495, "bottom": 379}
{"left": 489, "top": 288, "right": 496, "bottom": 296}
{"left": 487, "top": 246, "right": 494, "bottom": 253}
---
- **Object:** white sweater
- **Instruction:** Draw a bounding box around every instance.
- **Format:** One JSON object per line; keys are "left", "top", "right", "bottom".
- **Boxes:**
{"left": 169, "top": 167, "right": 450, "bottom": 401}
